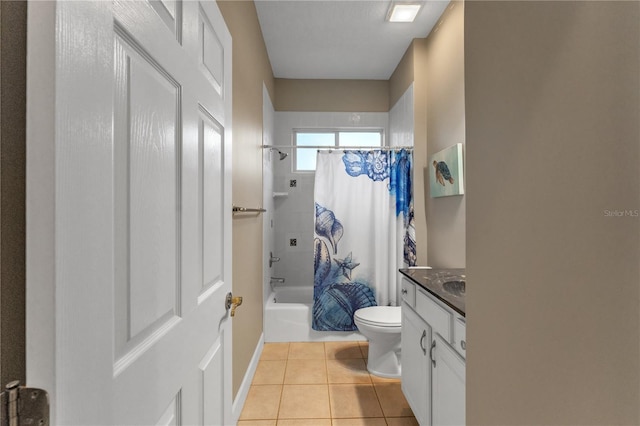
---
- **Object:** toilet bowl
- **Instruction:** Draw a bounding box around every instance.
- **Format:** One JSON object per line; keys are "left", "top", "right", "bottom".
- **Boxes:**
{"left": 354, "top": 306, "right": 402, "bottom": 378}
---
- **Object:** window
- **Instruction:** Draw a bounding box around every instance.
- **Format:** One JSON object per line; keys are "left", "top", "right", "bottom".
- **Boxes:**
{"left": 294, "top": 130, "right": 383, "bottom": 171}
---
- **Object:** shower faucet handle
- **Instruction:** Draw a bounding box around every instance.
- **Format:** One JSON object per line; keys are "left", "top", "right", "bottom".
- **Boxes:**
{"left": 269, "top": 252, "right": 281, "bottom": 268}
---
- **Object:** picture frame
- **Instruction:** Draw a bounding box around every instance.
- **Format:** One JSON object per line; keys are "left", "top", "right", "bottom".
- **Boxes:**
{"left": 429, "top": 143, "right": 464, "bottom": 197}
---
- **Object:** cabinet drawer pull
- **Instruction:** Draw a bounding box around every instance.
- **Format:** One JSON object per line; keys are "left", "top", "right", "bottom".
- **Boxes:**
{"left": 420, "top": 330, "right": 427, "bottom": 355}
{"left": 460, "top": 340, "right": 466, "bottom": 350}
{"left": 402, "top": 288, "right": 408, "bottom": 295}
{"left": 430, "top": 339, "right": 436, "bottom": 368}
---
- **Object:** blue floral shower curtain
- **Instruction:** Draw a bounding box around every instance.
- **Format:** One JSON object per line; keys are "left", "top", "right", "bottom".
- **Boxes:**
{"left": 312, "top": 149, "right": 416, "bottom": 331}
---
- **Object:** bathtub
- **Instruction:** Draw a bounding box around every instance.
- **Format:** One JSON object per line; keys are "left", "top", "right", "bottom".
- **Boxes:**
{"left": 264, "top": 286, "right": 366, "bottom": 343}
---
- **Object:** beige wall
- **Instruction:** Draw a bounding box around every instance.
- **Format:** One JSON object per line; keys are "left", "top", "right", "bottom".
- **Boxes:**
{"left": 424, "top": 2, "right": 465, "bottom": 268}
{"left": 389, "top": 45, "right": 414, "bottom": 110}
{"left": 0, "top": 0, "right": 27, "bottom": 387}
{"left": 411, "top": 39, "right": 429, "bottom": 266}
{"left": 217, "top": 0, "right": 275, "bottom": 399}
{"left": 274, "top": 78, "right": 389, "bottom": 112}
{"left": 465, "top": 2, "right": 639, "bottom": 424}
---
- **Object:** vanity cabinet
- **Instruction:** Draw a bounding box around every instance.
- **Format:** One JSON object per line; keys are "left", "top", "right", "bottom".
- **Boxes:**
{"left": 401, "top": 277, "right": 466, "bottom": 425}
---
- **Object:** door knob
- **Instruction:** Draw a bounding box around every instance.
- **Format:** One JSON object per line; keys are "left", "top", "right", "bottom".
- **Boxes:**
{"left": 225, "top": 292, "right": 243, "bottom": 317}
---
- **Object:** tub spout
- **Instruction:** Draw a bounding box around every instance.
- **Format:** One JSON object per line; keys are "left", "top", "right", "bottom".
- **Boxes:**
{"left": 270, "top": 277, "right": 285, "bottom": 291}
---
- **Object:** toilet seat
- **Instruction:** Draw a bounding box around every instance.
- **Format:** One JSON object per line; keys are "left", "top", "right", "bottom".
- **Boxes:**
{"left": 354, "top": 306, "right": 401, "bottom": 328}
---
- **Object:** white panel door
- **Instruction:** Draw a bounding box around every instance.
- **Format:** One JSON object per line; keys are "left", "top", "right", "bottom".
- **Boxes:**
{"left": 25, "top": 1, "right": 233, "bottom": 424}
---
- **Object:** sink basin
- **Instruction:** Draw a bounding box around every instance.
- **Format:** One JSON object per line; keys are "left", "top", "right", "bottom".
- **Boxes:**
{"left": 442, "top": 280, "right": 465, "bottom": 297}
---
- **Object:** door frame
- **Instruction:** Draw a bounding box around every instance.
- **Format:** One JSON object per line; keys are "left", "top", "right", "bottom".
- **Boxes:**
{"left": 0, "top": 0, "right": 27, "bottom": 389}
{"left": 25, "top": 0, "right": 56, "bottom": 402}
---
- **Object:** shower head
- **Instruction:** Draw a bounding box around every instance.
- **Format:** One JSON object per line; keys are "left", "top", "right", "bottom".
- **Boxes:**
{"left": 269, "top": 147, "right": 287, "bottom": 160}
{"left": 263, "top": 145, "right": 289, "bottom": 161}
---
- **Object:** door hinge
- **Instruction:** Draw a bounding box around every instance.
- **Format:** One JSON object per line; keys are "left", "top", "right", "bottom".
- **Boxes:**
{"left": 0, "top": 381, "right": 49, "bottom": 426}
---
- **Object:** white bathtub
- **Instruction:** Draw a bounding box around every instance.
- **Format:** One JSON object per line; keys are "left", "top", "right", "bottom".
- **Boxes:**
{"left": 264, "top": 286, "right": 365, "bottom": 343}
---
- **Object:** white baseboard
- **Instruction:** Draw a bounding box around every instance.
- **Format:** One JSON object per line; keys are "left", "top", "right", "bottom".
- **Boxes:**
{"left": 232, "top": 333, "right": 264, "bottom": 424}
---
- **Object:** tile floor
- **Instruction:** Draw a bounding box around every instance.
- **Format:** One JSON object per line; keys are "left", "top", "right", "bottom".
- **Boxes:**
{"left": 238, "top": 341, "right": 418, "bottom": 426}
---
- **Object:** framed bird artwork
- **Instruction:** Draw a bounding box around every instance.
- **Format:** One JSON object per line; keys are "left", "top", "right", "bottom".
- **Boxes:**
{"left": 429, "top": 143, "right": 464, "bottom": 197}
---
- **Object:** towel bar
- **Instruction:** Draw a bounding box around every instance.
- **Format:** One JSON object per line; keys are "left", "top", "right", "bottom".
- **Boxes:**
{"left": 232, "top": 206, "right": 266, "bottom": 213}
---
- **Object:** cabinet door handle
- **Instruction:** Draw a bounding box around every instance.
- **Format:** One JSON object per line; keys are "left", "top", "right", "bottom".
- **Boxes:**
{"left": 401, "top": 288, "right": 408, "bottom": 295}
{"left": 430, "top": 339, "right": 436, "bottom": 368}
{"left": 420, "top": 330, "right": 427, "bottom": 355}
{"left": 461, "top": 340, "right": 466, "bottom": 350}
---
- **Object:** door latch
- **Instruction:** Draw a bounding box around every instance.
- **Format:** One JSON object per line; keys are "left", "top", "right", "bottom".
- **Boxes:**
{"left": 225, "top": 292, "right": 243, "bottom": 317}
{"left": 0, "top": 381, "right": 49, "bottom": 426}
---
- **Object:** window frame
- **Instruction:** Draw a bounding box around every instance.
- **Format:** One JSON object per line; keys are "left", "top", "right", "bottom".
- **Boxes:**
{"left": 292, "top": 128, "right": 385, "bottom": 172}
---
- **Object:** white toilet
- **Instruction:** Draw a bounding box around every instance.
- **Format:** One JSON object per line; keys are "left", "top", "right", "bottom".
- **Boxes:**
{"left": 354, "top": 306, "right": 402, "bottom": 378}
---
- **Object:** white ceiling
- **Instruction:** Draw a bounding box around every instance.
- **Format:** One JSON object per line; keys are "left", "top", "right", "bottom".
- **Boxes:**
{"left": 255, "top": 0, "right": 450, "bottom": 80}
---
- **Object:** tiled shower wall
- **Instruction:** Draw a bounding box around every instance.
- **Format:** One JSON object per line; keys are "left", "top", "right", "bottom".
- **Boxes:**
{"left": 269, "top": 93, "right": 414, "bottom": 288}
{"left": 389, "top": 84, "right": 414, "bottom": 148}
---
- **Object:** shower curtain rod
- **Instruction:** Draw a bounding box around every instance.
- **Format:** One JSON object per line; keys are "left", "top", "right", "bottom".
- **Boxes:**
{"left": 261, "top": 145, "right": 413, "bottom": 151}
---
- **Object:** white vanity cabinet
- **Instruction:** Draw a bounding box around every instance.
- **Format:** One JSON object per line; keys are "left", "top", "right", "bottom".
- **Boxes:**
{"left": 401, "top": 277, "right": 466, "bottom": 425}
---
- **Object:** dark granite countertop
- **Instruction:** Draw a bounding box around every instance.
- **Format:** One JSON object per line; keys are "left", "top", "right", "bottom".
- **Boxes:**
{"left": 399, "top": 268, "right": 466, "bottom": 317}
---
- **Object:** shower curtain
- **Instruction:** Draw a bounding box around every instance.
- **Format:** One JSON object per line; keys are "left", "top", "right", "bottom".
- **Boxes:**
{"left": 312, "top": 149, "right": 416, "bottom": 331}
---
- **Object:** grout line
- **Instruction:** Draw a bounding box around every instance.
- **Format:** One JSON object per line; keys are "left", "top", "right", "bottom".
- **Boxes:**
{"left": 371, "top": 379, "right": 387, "bottom": 421}
{"left": 274, "top": 342, "right": 291, "bottom": 421}
{"left": 274, "top": 368, "right": 284, "bottom": 421}
{"left": 324, "top": 342, "right": 333, "bottom": 421}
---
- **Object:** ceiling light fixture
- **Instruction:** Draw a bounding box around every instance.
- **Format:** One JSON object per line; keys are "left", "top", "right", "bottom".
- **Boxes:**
{"left": 386, "top": 2, "right": 422, "bottom": 23}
